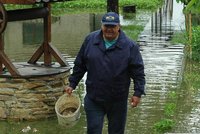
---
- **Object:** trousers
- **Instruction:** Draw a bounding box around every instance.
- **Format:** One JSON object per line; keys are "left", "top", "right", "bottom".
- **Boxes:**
{"left": 84, "top": 94, "right": 128, "bottom": 134}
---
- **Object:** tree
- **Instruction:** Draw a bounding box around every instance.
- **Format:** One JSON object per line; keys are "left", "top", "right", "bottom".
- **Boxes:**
{"left": 177, "top": 0, "right": 200, "bottom": 59}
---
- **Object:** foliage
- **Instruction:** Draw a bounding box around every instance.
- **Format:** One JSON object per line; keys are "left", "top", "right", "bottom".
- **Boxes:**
{"left": 184, "top": 60, "right": 200, "bottom": 89}
{"left": 168, "top": 91, "right": 177, "bottom": 99}
{"left": 171, "top": 30, "right": 188, "bottom": 45}
{"left": 153, "top": 90, "right": 177, "bottom": 133}
{"left": 164, "top": 103, "right": 176, "bottom": 116}
{"left": 119, "top": 0, "right": 163, "bottom": 10}
{"left": 184, "top": 0, "right": 200, "bottom": 13}
{"left": 52, "top": 0, "right": 105, "bottom": 9}
{"left": 176, "top": 0, "right": 200, "bottom": 13}
{"left": 191, "top": 26, "right": 200, "bottom": 61}
{"left": 4, "top": 4, "right": 33, "bottom": 10}
{"left": 153, "top": 119, "right": 176, "bottom": 133}
{"left": 171, "top": 27, "right": 200, "bottom": 62}
{"left": 52, "top": 0, "right": 163, "bottom": 10}
{"left": 4, "top": 0, "right": 163, "bottom": 12}
{"left": 176, "top": 0, "right": 191, "bottom": 5}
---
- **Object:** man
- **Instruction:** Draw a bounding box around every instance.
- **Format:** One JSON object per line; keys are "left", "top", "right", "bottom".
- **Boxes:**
{"left": 65, "top": 12, "right": 145, "bottom": 134}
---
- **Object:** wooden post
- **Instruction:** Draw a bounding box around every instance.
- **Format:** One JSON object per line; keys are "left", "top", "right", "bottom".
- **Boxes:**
{"left": 107, "top": 0, "right": 119, "bottom": 14}
{"left": 0, "top": 2, "right": 20, "bottom": 76}
{"left": 0, "top": 34, "right": 20, "bottom": 76}
{"left": 0, "top": 34, "right": 3, "bottom": 73}
{"left": 43, "top": 2, "right": 52, "bottom": 66}
{"left": 189, "top": 13, "right": 192, "bottom": 58}
{"left": 28, "top": 3, "right": 68, "bottom": 67}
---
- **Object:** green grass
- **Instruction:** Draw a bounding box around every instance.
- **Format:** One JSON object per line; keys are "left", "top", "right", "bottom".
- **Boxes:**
{"left": 4, "top": 0, "right": 163, "bottom": 14}
{"left": 184, "top": 60, "right": 200, "bottom": 89}
{"left": 153, "top": 119, "right": 176, "bottom": 133}
{"left": 191, "top": 26, "right": 200, "bottom": 61}
{"left": 153, "top": 90, "right": 178, "bottom": 133}
{"left": 171, "top": 26, "right": 200, "bottom": 62}
{"left": 122, "top": 25, "right": 144, "bottom": 40}
{"left": 171, "top": 30, "right": 188, "bottom": 45}
{"left": 51, "top": 0, "right": 163, "bottom": 10}
{"left": 164, "top": 103, "right": 176, "bottom": 117}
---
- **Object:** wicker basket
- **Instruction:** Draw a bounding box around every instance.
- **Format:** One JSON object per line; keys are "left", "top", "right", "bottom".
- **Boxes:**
{"left": 55, "top": 94, "right": 81, "bottom": 126}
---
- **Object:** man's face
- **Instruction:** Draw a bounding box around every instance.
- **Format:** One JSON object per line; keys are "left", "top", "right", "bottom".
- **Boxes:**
{"left": 101, "top": 24, "right": 120, "bottom": 41}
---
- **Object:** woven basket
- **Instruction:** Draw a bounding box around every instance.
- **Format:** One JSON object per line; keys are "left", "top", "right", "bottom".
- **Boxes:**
{"left": 55, "top": 94, "right": 81, "bottom": 126}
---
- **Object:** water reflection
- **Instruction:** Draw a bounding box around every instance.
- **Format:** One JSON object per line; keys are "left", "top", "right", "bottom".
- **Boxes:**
{"left": 23, "top": 21, "right": 43, "bottom": 45}
{"left": 150, "top": 0, "right": 185, "bottom": 35}
{"left": 4, "top": 14, "right": 95, "bottom": 61}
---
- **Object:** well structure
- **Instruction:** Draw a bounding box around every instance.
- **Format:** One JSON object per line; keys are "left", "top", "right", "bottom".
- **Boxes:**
{"left": 0, "top": 0, "right": 71, "bottom": 120}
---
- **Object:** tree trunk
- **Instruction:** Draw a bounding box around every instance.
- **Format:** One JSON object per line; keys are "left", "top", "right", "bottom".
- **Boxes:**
{"left": 107, "top": 0, "right": 119, "bottom": 14}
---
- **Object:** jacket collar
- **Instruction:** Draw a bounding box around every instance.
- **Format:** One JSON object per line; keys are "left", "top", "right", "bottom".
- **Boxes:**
{"left": 93, "top": 30, "right": 126, "bottom": 49}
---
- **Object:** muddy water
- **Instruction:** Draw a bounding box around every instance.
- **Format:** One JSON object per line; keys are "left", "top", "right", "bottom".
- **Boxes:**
{"left": 0, "top": 0, "right": 200, "bottom": 134}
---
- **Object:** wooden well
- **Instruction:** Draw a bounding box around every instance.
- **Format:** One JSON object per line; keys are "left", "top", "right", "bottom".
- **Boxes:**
{"left": 0, "top": 0, "right": 72, "bottom": 120}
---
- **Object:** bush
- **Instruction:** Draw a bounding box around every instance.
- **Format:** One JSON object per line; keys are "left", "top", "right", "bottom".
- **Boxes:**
{"left": 153, "top": 119, "right": 176, "bottom": 133}
{"left": 191, "top": 26, "right": 200, "bottom": 61}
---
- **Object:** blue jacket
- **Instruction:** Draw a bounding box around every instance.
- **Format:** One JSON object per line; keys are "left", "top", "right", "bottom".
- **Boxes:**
{"left": 69, "top": 30, "right": 145, "bottom": 102}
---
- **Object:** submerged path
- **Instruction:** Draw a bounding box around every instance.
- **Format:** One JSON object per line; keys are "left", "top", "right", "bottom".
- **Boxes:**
{"left": 138, "top": 0, "right": 185, "bottom": 90}
{"left": 124, "top": 0, "right": 187, "bottom": 133}
{"left": 62, "top": 1, "right": 191, "bottom": 133}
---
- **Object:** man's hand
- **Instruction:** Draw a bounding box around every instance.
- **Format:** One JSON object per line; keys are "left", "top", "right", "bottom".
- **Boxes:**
{"left": 64, "top": 86, "right": 74, "bottom": 95}
{"left": 130, "top": 96, "right": 140, "bottom": 107}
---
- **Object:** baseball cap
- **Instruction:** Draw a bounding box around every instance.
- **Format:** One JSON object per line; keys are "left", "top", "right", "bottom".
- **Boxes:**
{"left": 101, "top": 12, "right": 120, "bottom": 25}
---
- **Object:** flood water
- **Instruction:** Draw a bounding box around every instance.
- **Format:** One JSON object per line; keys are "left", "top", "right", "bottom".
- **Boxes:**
{"left": 0, "top": 0, "right": 200, "bottom": 134}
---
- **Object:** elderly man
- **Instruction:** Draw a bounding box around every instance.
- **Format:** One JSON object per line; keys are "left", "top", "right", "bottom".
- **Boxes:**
{"left": 65, "top": 12, "right": 145, "bottom": 134}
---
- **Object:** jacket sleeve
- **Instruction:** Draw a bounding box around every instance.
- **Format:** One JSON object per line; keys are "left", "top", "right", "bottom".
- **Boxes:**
{"left": 68, "top": 40, "right": 87, "bottom": 89}
{"left": 128, "top": 43, "right": 146, "bottom": 97}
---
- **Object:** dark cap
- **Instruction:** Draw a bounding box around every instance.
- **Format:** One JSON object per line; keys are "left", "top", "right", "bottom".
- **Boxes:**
{"left": 101, "top": 12, "right": 120, "bottom": 25}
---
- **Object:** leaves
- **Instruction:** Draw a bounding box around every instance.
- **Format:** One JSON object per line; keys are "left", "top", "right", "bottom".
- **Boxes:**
{"left": 153, "top": 119, "right": 176, "bottom": 132}
{"left": 191, "top": 26, "right": 200, "bottom": 61}
{"left": 178, "top": 0, "right": 200, "bottom": 13}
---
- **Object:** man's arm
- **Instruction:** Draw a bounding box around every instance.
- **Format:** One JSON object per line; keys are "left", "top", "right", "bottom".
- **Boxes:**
{"left": 129, "top": 44, "right": 146, "bottom": 107}
{"left": 65, "top": 41, "right": 87, "bottom": 94}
